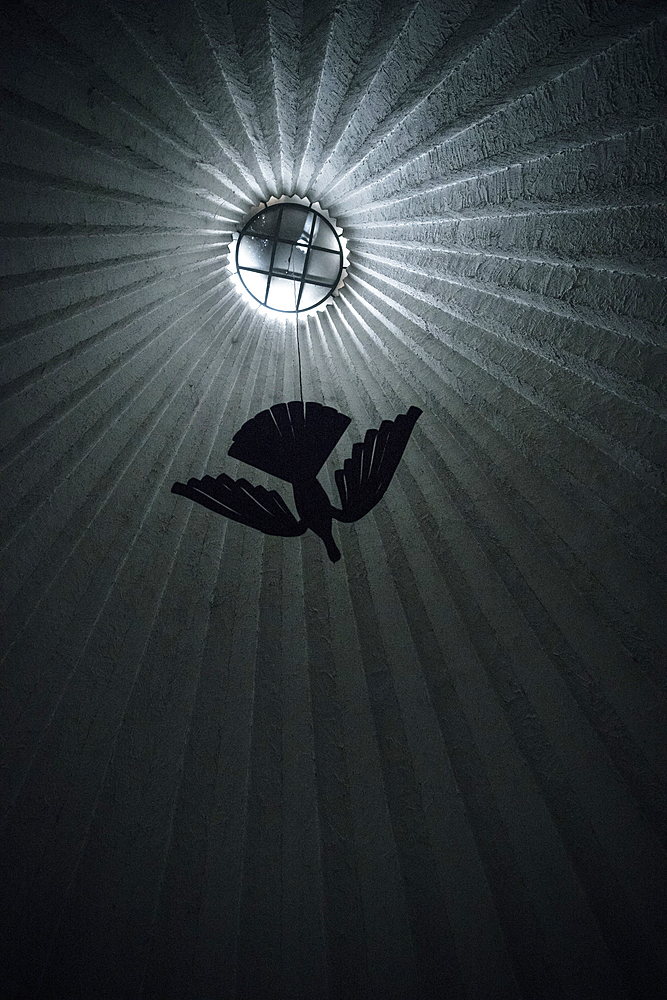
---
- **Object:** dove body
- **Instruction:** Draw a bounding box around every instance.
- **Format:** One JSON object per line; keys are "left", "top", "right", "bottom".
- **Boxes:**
{"left": 172, "top": 401, "right": 421, "bottom": 563}
{"left": 292, "top": 475, "right": 341, "bottom": 562}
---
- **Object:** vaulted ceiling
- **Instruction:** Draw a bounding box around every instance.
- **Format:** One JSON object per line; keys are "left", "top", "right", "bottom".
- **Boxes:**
{"left": 1, "top": 1, "right": 666, "bottom": 998}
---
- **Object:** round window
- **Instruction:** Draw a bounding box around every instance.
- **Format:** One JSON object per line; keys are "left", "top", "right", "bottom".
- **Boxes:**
{"left": 235, "top": 203, "right": 344, "bottom": 312}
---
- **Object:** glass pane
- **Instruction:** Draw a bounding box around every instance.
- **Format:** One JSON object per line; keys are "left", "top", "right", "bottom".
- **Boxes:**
{"left": 273, "top": 240, "right": 307, "bottom": 277}
{"left": 305, "top": 248, "right": 340, "bottom": 283}
{"left": 239, "top": 269, "right": 268, "bottom": 303}
{"left": 310, "top": 216, "right": 340, "bottom": 252}
{"left": 266, "top": 275, "right": 300, "bottom": 310}
{"left": 237, "top": 235, "right": 273, "bottom": 271}
{"left": 246, "top": 208, "right": 280, "bottom": 237}
{"left": 298, "top": 282, "right": 328, "bottom": 310}
{"left": 278, "top": 206, "right": 313, "bottom": 244}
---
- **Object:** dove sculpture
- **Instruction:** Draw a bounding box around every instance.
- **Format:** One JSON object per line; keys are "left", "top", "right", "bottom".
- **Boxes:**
{"left": 171, "top": 401, "right": 422, "bottom": 562}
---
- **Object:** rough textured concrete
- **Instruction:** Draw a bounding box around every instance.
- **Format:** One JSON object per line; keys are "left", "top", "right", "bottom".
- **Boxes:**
{"left": 0, "top": 1, "right": 666, "bottom": 998}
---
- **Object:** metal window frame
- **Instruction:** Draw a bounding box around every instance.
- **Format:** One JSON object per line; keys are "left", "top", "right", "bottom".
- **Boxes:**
{"left": 235, "top": 204, "right": 344, "bottom": 313}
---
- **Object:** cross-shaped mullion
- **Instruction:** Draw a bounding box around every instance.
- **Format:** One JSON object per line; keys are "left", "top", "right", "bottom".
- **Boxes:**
{"left": 296, "top": 212, "right": 320, "bottom": 310}
{"left": 236, "top": 205, "right": 343, "bottom": 311}
{"left": 263, "top": 205, "right": 284, "bottom": 306}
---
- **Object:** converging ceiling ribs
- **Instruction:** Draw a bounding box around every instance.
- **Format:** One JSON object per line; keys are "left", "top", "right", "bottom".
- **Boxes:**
{"left": 0, "top": 1, "right": 666, "bottom": 998}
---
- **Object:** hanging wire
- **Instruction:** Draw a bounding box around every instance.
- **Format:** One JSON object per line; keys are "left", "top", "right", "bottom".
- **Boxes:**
{"left": 296, "top": 311, "right": 304, "bottom": 404}
{"left": 287, "top": 241, "right": 304, "bottom": 405}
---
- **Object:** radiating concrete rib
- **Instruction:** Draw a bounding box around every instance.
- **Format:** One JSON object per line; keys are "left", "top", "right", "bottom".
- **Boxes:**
{"left": 0, "top": 254, "right": 230, "bottom": 396}
{"left": 344, "top": 276, "right": 667, "bottom": 492}
{"left": 93, "top": 323, "right": 279, "bottom": 1000}
{"left": 0, "top": 305, "right": 261, "bottom": 758}
{"left": 0, "top": 91, "right": 243, "bottom": 216}
{"left": 353, "top": 259, "right": 667, "bottom": 418}
{"left": 0, "top": 292, "right": 247, "bottom": 659}
{"left": 5, "top": 2, "right": 257, "bottom": 205}
{"left": 335, "top": 282, "right": 666, "bottom": 539}
{"left": 138, "top": 322, "right": 282, "bottom": 998}
{"left": 326, "top": 16, "right": 667, "bottom": 202}
{"left": 225, "top": 0, "right": 293, "bottom": 195}
{"left": 340, "top": 123, "right": 667, "bottom": 222}
{"left": 354, "top": 245, "right": 667, "bottom": 349}
{"left": 0, "top": 269, "right": 234, "bottom": 540}
{"left": 309, "top": 0, "right": 473, "bottom": 202}
{"left": 324, "top": 307, "right": 621, "bottom": 996}
{"left": 0, "top": 312, "right": 272, "bottom": 876}
{"left": 2, "top": 1, "right": 666, "bottom": 995}
{"left": 324, "top": 302, "right": 667, "bottom": 828}
{"left": 295, "top": 0, "right": 380, "bottom": 195}
{"left": 339, "top": 321, "right": 666, "bottom": 991}
{"left": 94, "top": 0, "right": 267, "bottom": 199}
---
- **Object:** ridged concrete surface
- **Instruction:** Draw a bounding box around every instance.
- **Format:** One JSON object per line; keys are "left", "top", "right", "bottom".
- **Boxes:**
{"left": 1, "top": 1, "right": 666, "bottom": 998}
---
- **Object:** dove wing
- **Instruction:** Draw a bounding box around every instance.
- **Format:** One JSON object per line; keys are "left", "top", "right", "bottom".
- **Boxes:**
{"left": 332, "top": 406, "right": 422, "bottom": 523}
{"left": 171, "top": 473, "right": 305, "bottom": 537}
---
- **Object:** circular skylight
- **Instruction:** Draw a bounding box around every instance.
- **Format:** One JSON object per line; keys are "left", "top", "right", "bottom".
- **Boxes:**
{"left": 235, "top": 203, "right": 344, "bottom": 312}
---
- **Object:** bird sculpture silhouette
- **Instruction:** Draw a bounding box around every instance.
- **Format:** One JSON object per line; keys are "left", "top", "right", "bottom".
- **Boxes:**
{"left": 171, "top": 401, "right": 422, "bottom": 562}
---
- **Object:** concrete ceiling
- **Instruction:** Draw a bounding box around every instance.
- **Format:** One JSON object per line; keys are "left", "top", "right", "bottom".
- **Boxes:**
{"left": 1, "top": 1, "right": 666, "bottom": 997}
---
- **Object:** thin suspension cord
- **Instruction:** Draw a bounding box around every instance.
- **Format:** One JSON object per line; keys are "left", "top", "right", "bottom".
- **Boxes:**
{"left": 288, "top": 243, "right": 304, "bottom": 405}
{"left": 296, "top": 310, "right": 304, "bottom": 404}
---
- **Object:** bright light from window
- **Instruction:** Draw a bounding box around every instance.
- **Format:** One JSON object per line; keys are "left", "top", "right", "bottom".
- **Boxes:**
{"left": 234, "top": 203, "right": 344, "bottom": 313}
